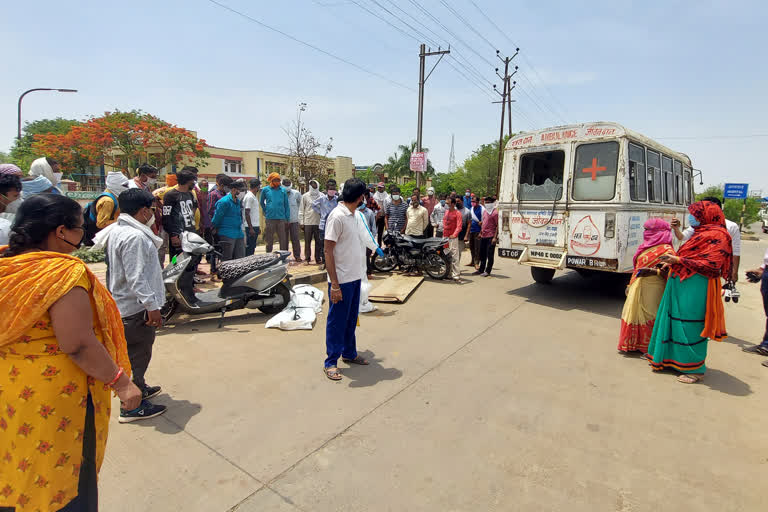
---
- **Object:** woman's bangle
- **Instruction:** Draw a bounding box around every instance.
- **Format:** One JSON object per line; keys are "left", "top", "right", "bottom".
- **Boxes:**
{"left": 107, "top": 367, "right": 124, "bottom": 387}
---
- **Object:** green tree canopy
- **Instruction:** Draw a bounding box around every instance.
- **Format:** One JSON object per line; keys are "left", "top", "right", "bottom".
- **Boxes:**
{"left": 431, "top": 135, "right": 513, "bottom": 198}
{"left": 695, "top": 185, "right": 762, "bottom": 226}
{"left": 10, "top": 118, "right": 82, "bottom": 172}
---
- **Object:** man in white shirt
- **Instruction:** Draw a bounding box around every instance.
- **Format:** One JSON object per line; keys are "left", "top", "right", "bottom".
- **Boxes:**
{"left": 300, "top": 179, "right": 322, "bottom": 264}
{"left": 372, "top": 182, "right": 390, "bottom": 246}
{"left": 405, "top": 191, "right": 429, "bottom": 237}
{"left": 323, "top": 178, "right": 370, "bottom": 380}
{"left": 243, "top": 178, "right": 261, "bottom": 256}
{"left": 282, "top": 178, "right": 303, "bottom": 263}
{"left": 672, "top": 196, "right": 741, "bottom": 281}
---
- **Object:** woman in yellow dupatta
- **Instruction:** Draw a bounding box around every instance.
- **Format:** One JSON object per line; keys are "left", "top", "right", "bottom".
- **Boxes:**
{"left": 618, "top": 218, "right": 675, "bottom": 353}
{"left": 0, "top": 195, "right": 141, "bottom": 512}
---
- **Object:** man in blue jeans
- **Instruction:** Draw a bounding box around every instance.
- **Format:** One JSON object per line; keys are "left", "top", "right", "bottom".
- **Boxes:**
{"left": 323, "top": 178, "right": 370, "bottom": 380}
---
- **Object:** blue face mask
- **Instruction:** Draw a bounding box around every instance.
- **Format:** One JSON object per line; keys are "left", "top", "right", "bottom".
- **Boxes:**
{"left": 357, "top": 203, "right": 366, "bottom": 211}
{"left": 688, "top": 213, "right": 700, "bottom": 227}
{"left": 440, "top": 200, "right": 446, "bottom": 207}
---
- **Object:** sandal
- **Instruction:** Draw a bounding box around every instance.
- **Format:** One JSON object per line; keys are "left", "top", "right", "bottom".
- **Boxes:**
{"left": 743, "top": 345, "right": 768, "bottom": 356}
{"left": 677, "top": 374, "right": 703, "bottom": 384}
{"left": 342, "top": 355, "right": 370, "bottom": 365}
{"left": 762, "top": 360, "right": 768, "bottom": 368}
{"left": 324, "top": 367, "right": 342, "bottom": 380}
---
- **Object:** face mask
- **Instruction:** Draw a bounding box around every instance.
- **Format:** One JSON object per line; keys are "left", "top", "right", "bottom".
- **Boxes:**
{"left": 357, "top": 203, "right": 366, "bottom": 211}
{"left": 392, "top": 194, "right": 401, "bottom": 201}
{"left": 465, "top": 192, "right": 470, "bottom": 197}
{"left": 52, "top": 172, "right": 63, "bottom": 184}
{"left": 428, "top": 191, "right": 434, "bottom": 196}
{"left": 440, "top": 200, "right": 445, "bottom": 207}
{"left": 237, "top": 192, "right": 246, "bottom": 200}
{"left": 688, "top": 213, "right": 700, "bottom": 227}
{"left": 328, "top": 190, "right": 336, "bottom": 198}
{"left": 146, "top": 177, "right": 157, "bottom": 186}
{"left": 200, "top": 186, "right": 208, "bottom": 192}
{"left": 60, "top": 228, "right": 85, "bottom": 250}
{"left": 144, "top": 210, "right": 156, "bottom": 228}
{"left": 285, "top": 185, "right": 292, "bottom": 191}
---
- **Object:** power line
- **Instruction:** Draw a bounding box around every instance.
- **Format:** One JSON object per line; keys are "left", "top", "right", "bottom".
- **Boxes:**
{"left": 205, "top": 0, "right": 415, "bottom": 92}
{"left": 468, "top": 0, "right": 571, "bottom": 121}
{"left": 439, "top": 0, "right": 496, "bottom": 51}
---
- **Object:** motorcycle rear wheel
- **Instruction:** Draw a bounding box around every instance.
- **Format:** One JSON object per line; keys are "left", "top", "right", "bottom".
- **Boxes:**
{"left": 424, "top": 252, "right": 451, "bottom": 280}
{"left": 373, "top": 250, "right": 397, "bottom": 272}
{"left": 257, "top": 282, "right": 292, "bottom": 315}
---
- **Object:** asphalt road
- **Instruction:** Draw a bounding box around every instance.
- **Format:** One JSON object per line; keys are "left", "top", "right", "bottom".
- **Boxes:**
{"left": 100, "top": 230, "right": 768, "bottom": 512}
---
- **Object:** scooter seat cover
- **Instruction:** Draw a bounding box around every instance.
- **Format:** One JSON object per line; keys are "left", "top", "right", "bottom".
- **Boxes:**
{"left": 217, "top": 253, "right": 281, "bottom": 281}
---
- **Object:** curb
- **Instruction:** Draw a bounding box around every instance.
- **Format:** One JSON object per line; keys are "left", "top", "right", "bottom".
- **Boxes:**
{"left": 291, "top": 270, "right": 327, "bottom": 286}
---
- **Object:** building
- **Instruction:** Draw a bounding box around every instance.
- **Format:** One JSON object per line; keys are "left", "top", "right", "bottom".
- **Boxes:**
{"left": 70, "top": 141, "right": 354, "bottom": 193}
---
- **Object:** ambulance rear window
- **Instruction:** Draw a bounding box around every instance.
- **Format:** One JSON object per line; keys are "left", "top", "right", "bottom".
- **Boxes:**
{"left": 518, "top": 150, "right": 565, "bottom": 201}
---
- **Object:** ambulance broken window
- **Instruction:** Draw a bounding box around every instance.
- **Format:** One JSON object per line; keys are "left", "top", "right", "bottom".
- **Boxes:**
{"left": 518, "top": 150, "right": 565, "bottom": 201}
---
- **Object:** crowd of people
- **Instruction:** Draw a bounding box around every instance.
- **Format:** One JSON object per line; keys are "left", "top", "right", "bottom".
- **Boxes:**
{"left": 618, "top": 196, "right": 768, "bottom": 383}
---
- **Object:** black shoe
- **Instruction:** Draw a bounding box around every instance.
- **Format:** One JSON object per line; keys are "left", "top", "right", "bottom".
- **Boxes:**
{"left": 142, "top": 385, "right": 162, "bottom": 400}
{"left": 119, "top": 400, "right": 167, "bottom": 423}
{"left": 471, "top": 270, "right": 482, "bottom": 275}
{"left": 743, "top": 345, "right": 768, "bottom": 356}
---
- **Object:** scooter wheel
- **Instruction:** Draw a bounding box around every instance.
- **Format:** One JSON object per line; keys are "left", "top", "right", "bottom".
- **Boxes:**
{"left": 258, "top": 282, "right": 292, "bottom": 315}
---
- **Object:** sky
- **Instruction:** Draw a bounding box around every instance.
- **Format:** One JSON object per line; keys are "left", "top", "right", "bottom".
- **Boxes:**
{"left": 2, "top": 0, "right": 767, "bottom": 194}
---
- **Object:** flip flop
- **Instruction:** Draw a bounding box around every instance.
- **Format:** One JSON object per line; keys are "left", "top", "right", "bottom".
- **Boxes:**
{"left": 342, "top": 355, "right": 370, "bottom": 365}
{"left": 677, "top": 374, "right": 703, "bottom": 384}
{"left": 743, "top": 345, "right": 768, "bottom": 356}
{"left": 324, "top": 367, "right": 342, "bottom": 380}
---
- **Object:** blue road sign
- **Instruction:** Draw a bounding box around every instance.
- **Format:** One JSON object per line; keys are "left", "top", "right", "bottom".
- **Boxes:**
{"left": 723, "top": 183, "right": 749, "bottom": 199}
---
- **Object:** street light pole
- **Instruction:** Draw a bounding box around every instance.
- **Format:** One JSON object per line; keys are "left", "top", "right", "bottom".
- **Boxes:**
{"left": 17, "top": 88, "right": 78, "bottom": 139}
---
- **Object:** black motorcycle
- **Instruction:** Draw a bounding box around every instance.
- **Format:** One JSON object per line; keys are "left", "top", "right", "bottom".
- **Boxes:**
{"left": 373, "top": 230, "right": 452, "bottom": 280}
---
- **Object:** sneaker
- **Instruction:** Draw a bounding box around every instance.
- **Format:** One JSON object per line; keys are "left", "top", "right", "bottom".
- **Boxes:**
{"left": 141, "top": 385, "right": 162, "bottom": 400}
{"left": 119, "top": 400, "right": 167, "bottom": 423}
{"left": 481, "top": 272, "right": 489, "bottom": 277}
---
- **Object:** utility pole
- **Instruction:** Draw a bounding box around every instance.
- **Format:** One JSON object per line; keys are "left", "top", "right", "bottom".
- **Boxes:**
{"left": 492, "top": 49, "right": 518, "bottom": 195}
{"left": 416, "top": 43, "right": 450, "bottom": 189}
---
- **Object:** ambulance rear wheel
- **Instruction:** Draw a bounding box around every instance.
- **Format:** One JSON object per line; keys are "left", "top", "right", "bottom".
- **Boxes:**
{"left": 531, "top": 267, "right": 555, "bottom": 284}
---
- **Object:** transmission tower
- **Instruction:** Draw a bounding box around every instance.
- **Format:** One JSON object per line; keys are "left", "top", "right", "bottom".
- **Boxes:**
{"left": 448, "top": 134, "right": 457, "bottom": 173}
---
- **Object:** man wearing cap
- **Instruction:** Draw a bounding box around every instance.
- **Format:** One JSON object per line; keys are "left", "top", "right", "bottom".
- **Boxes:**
{"left": 312, "top": 179, "right": 338, "bottom": 270}
{"left": 372, "top": 182, "right": 390, "bottom": 246}
{"left": 260, "top": 172, "right": 290, "bottom": 252}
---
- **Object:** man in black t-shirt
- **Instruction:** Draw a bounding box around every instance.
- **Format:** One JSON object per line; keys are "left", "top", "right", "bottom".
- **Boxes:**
{"left": 162, "top": 170, "right": 198, "bottom": 258}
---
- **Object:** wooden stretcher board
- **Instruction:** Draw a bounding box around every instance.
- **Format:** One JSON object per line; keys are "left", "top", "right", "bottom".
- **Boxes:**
{"left": 368, "top": 274, "right": 424, "bottom": 303}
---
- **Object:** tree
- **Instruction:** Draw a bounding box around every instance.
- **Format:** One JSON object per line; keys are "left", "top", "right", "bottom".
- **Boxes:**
{"left": 695, "top": 185, "right": 762, "bottom": 226}
{"left": 380, "top": 141, "right": 436, "bottom": 181}
{"left": 9, "top": 118, "right": 82, "bottom": 172}
{"left": 283, "top": 112, "right": 333, "bottom": 187}
{"left": 30, "top": 110, "right": 209, "bottom": 176}
{"left": 431, "top": 135, "right": 514, "bottom": 197}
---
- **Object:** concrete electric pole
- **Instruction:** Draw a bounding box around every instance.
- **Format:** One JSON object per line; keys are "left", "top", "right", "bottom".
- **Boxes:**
{"left": 416, "top": 43, "right": 450, "bottom": 189}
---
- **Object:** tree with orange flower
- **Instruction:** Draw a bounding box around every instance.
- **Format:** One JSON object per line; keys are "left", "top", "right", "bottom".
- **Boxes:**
{"left": 30, "top": 110, "right": 209, "bottom": 176}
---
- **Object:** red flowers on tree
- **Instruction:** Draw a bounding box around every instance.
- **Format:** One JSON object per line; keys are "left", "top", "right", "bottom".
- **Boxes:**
{"left": 30, "top": 110, "right": 209, "bottom": 175}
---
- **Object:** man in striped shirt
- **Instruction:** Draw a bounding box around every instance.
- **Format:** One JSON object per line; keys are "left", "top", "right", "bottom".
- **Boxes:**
{"left": 385, "top": 186, "right": 408, "bottom": 233}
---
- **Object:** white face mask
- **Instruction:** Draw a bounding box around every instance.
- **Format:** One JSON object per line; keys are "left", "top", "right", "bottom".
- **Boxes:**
{"left": 144, "top": 211, "right": 156, "bottom": 228}
{"left": 285, "top": 185, "right": 292, "bottom": 191}
{"left": 146, "top": 177, "right": 157, "bottom": 186}
{"left": 237, "top": 191, "right": 246, "bottom": 200}
{"left": 52, "top": 172, "right": 63, "bottom": 184}
{"left": 392, "top": 194, "right": 401, "bottom": 201}
{"left": 428, "top": 191, "right": 434, "bottom": 196}
{"left": 2, "top": 196, "right": 22, "bottom": 214}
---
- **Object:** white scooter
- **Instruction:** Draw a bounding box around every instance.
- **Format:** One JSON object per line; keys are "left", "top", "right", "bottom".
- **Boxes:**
{"left": 161, "top": 232, "right": 292, "bottom": 327}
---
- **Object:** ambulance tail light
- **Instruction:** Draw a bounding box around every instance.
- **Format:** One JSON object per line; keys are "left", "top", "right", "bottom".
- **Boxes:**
{"left": 604, "top": 213, "right": 616, "bottom": 239}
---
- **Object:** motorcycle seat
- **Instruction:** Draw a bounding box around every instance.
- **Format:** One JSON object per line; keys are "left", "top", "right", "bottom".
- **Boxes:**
{"left": 217, "top": 253, "right": 281, "bottom": 281}
{"left": 402, "top": 235, "right": 445, "bottom": 246}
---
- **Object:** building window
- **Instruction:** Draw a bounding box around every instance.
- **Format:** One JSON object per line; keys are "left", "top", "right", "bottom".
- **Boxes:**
{"left": 224, "top": 159, "right": 242, "bottom": 174}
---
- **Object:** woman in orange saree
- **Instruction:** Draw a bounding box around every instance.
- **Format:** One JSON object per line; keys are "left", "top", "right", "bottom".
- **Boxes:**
{"left": 618, "top": 218, "right": 675, "bottom": 353}
{"left": 0, "top": 195, "right": 141, "bottom": 512}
